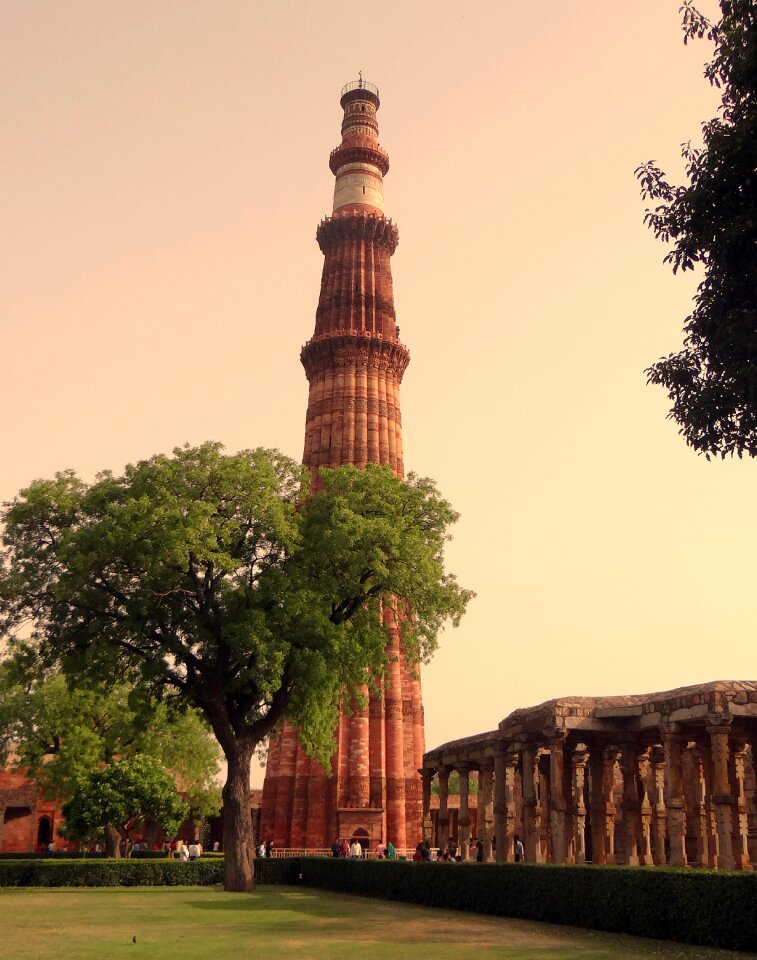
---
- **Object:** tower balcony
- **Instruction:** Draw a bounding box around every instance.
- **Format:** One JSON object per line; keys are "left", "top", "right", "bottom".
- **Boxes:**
{"left": 329, "top": 140, "right": 390, "bottom": 176}
{"left": 340, "top": 80, "right": 380, "bottom": 109}
{"left": 316, "top": 212, "right": 398, "bottom": 254}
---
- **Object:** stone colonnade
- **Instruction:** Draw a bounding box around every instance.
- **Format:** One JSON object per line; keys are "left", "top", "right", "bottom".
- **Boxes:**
{"left": 421, "top": 682, "right": 757, "bottom": 869}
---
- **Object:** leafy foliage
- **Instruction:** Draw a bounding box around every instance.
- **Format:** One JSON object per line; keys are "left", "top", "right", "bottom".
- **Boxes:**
{"left": 61, "top": 755, "right": 188, "bottom": 846}
{"left": 0, "top": 444, "right": 471, "bottom": 763}
{"left": 637, "top": 0, "right": 757, "bottom": 457}
{"left": 0, "top": 667, "right": 221, "bottom": 821}
{"left": 430, "top": 771, "right": 479, "bottom": 796}
{"left": 0, "top": 442, "right": 472, "bottom": 889}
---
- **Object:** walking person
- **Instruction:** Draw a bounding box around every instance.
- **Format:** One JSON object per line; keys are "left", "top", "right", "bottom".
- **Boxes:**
{"left": 514, "top": 834, "right": 524, "bottom": 862}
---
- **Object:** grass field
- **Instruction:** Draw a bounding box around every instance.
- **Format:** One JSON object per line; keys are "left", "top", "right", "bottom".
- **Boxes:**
{"left": 1, "top": 886, "right": 748, "bottom": 960}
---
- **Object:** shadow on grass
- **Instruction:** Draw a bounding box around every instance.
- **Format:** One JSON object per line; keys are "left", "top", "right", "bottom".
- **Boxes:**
{"left": 187, "top": 888, "right": 333, "bottom": 918}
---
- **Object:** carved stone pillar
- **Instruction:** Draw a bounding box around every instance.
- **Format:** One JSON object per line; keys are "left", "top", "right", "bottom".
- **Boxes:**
{"left": 421, "top": 768, "right": 434, "bottom": 842}
{"left": 637, "top": 749, "right": 654, "bottom": 866}
{"left": 521, "top": 745, "right": 538, "bottom": 863}
{"left": 663, "top": 730, "right": 688, "bottom": 868}
{"left": 505, "top": 754, "right": 517, "bottom": 862}
{"left": 589, "top": 745, "right": 618, "bottom": 864}
{"left": 549, "top": 737, "right": 568, "bottom": 864}
{"left": 730, "top": 738, "right": 752, "bottom": 871}
{"left": 748, "top": 736, "right": 757, "bottom": 867}
{"left": 480, "top": 761, "right": 494, "bottom": 861}
{"left": 692, "top": 741, "right": 712, "bottom": 868}
{"left": 605, "top": 747, "right": 620, "bottom": 863}
{"left": 534, "top": 750, "right": 546, "bottom": 863}
{"left": 493, "top": 747, "right": 506, "bottom": 863}
{"left": 620, "top": 743, "right": 641, "bottom": 866}
{"left": 709, "top": 725, "right": 735, "bottom": 870}
{"left": 571, "top": 745, "right": 589, "bottom": 864}
{"left": 588, "top": 747, "right": 606, "bottom": 864}
{"left": 437, "top": 765, "right": 450, "bottom": 850}
{"left": 650, "top": 746, "right": 668, "bottom": 865}
{"left": 458, "top": 764, "right": 471, "bottom": 861}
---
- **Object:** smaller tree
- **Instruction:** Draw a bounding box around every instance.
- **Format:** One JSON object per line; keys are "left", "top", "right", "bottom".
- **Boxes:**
{"left": 0, "top": 664, "right": 222, "bottom": 828}
{"left": 61, "top": 755, "right": 188, "bottom": 855}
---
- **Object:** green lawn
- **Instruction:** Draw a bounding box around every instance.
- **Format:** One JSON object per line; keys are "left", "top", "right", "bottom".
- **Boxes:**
{"left": 0, "top": 886, "right": 747, "bottom": 960}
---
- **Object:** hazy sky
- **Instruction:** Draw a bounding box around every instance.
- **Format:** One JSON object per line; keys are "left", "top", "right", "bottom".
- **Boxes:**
{"left": 2, "top": 1, "right": 745, "bottom": 787}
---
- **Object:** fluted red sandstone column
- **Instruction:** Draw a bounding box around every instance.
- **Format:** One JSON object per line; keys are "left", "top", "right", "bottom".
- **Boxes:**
{"left": 262, "top": 80, "right": 422, "bottom": 850}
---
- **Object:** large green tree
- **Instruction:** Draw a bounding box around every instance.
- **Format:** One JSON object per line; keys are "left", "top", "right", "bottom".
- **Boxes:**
{"left": 0, "top": 665, "right": 222, "bottom": 854}
{"left": 0, "top": 443, "right": 472, "bottom": 891}
{"left": 637, "top": 0, "right": 757, "bottom": 457}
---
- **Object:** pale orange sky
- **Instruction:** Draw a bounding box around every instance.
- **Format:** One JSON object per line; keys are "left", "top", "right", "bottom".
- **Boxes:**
{"left": 2, "top": 1, "right": 747, "bottom": 788}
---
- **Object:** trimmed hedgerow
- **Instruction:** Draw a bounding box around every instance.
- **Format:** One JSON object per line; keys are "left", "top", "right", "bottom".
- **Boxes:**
{"left": 0, "top": 851, "right": 106, "bottom": 860}
{"left": 296, "top": 859, "right": 757, "bottom": 953}
{"left": 0, "top": 850, "right": 225, "bottom": 861}
{"left": 0, "top": 858, "right": 222, "bottom": 887}
{"left": 253, "top": 858, "right": 301, "bottom": 885}
{"left": 0, "top": 855, "right": 297, "bottom": 888}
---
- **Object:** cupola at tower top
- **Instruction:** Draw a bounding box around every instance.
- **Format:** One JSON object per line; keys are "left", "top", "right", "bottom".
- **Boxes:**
{"left": 330, "top": 76, "right": 389, "bottom": 216}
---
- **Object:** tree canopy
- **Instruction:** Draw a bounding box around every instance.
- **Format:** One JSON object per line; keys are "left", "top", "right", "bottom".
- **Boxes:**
{"left": 0, "top": 443, "right": 472, "bottom": 889}
{"left": 61, "top": 755, "right": 188, "bottom": 851}
{"left": 0, "top": 664, "right": 222, "bottom": 828}
{"left": 636, "top": 0, "right": 757, "bottom": 457}
{"left": 430, "top": 770, "right": 478, "bottom": 796}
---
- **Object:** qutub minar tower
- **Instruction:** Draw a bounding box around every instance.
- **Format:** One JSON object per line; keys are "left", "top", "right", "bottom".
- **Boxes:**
{"left": 260, "top": 78, "right": 424, "bottom": 851}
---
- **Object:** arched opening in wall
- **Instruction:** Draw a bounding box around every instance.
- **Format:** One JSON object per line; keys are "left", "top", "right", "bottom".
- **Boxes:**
{"left": 351, "top": 827, "right": 369, "bottom": 851}
{"left": 36, "top": 816, "right": 52, "bottom": 849}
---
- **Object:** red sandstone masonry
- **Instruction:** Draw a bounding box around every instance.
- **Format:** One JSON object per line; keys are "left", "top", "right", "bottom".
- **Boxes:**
{"left": 262, "top": 81, "right": 424, "bottom": 850}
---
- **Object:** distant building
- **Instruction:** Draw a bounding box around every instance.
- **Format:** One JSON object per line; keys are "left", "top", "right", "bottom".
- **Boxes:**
{"left": 0, "top": 765, "right": 64, "bottom": 852}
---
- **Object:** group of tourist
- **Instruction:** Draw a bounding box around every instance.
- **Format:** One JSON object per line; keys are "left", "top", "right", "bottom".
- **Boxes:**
{"left": 175, "top": 840, "right": 203, "bottom": 861}
{"left": 331, "top": 837, "right": 365, "bottom": 858}
{"left": 322, "top": 832, "right": 526, "bottom": 862}
{"left": 330, "top": 837, "right": 401, "bottom": 859}
{"left": 405, "top": 833, "right": 526, "bottom": 863}
{"left": 373, "top": 839, "right": 396, "bottom": 859}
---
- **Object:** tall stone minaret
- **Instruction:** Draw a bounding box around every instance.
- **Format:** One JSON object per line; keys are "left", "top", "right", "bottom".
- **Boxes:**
{"left": 260, "top": 79, "right": 423, "bottom": 852}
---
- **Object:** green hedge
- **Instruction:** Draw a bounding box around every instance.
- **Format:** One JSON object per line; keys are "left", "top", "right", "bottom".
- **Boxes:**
{"left": 0, "top": 852, "right": 105, "bottom": 860}
{"left": 0, "top": 850, "right": 225, "bottom": 861}
{"left": 0, "top": 856, "right": 296, "bottom": 888}
{"left": 0, "top": 858, "right": 223, "bottom": 887}
{"left": 297, "top": 859, "right": 757, "bottom": 953}
{"left": 253, "top": 858, "right": 300, "bottom": 885}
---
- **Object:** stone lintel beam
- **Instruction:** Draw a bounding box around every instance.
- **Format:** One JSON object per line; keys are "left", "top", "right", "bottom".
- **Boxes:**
{"left": 564, "top": 717, "right": 636, "bottom": 734}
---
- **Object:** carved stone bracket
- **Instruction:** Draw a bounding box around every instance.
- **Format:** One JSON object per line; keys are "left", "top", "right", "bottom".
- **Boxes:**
{"left": 317, "top": 212, "right": 397, "bottom": 252}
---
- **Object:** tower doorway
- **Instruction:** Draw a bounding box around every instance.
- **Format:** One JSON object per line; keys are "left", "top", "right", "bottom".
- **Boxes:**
{"left": 36, "top": 816, "right": 52, "bottom": 849}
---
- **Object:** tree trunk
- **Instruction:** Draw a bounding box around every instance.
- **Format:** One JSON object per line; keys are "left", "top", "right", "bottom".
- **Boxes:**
{"left": 104, "top": 823, "right": 122, "bottom": 858}
{"left": 222, "top": 738, "right": 256, "bottom": 892}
